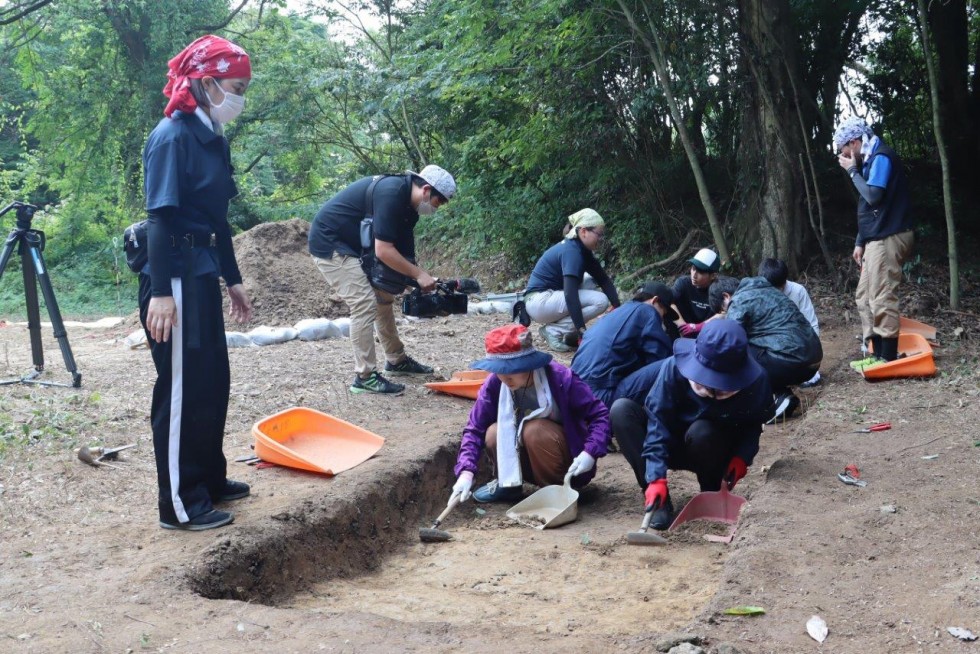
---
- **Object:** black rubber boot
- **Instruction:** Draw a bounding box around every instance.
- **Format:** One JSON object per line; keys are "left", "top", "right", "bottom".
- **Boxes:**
{"left": 879, "top": 336, "right": 899, "bottom": 362}
{"left": 869, "top": 334, "right": 883, "bottom": 357}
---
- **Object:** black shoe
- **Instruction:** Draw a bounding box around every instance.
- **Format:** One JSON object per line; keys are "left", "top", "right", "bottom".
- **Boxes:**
{"left": 562, "top": 331, "right": 582, "bottom": 349}
{"left": 384, "top": 356, "right": 434, "bottom": 375}
{"left": 785, "top": 394, "right": 800, "bottom": 417}
{"left": 350, "top": 371, "right": 405, "bottom": 394}
{"left": 765, "top": 392, "right": 794, "bottom": 425}
{"left": 215, "top": 479, "right": 250, "bottom": 502}
{"left": 160, "top": 509, "right": 234, "bottom": 531}
{"left": 651, "top": 495, "right": 674, "bottom": 530}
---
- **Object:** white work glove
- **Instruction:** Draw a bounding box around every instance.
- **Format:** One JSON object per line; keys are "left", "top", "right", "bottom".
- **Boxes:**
{"left": 450, "top": 471, "right": 474, "bottom": 504}
{"left": 567, "top": 451, "right": 596, "bottom": 477}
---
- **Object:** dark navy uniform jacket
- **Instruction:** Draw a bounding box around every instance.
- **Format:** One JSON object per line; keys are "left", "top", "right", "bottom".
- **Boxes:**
{"left": 526, "top": 238, "right": 612, "bottom": 294}
{"left": 142, "top": 110, "right": 242, "bottom": 295}
{"left": 571, "top": 301, "right": 672, "bottom": 394}
{"left": 641, "top": 357, "right": 771, "bottom": 483}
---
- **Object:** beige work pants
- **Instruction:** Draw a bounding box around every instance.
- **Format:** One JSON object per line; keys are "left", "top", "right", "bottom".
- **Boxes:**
{"left": 856, "top": 230, "right": 914, "bottom": 340}
{"left": 312, "top": 253, "right": 405, "bottom": 377}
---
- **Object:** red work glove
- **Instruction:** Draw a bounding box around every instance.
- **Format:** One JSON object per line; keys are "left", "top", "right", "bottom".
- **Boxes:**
{"left": 679, "top": 322, "right": 703, "bottom": 337}
{"left": 644, "top": 478, "right": 668, "bottom": 511}
{"left": 725, "top": 456, "right": 748, "bottom": 490}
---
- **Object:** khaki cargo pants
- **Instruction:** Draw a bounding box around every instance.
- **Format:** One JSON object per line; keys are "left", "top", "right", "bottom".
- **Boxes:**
{"left": 856, "top": 230, "right": 914, "bottom": 341}
{"left": 312, "top": 253, "right": 405, "bottom": 377}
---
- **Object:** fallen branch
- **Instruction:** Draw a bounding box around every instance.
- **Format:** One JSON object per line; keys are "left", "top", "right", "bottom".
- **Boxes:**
{"left": 619, "top": 231, "right": 698, "bottom": 285}
{"left": 896, "top": 436, "right": 943, "bottom": 453}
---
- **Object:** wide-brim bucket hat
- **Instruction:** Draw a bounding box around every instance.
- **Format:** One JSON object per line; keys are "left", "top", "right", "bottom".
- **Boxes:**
{"left": 673, "top": 319, "right": 764, "bottom": 392}
{"left": 471, "top": 325, "right": 553, "bottom": 374}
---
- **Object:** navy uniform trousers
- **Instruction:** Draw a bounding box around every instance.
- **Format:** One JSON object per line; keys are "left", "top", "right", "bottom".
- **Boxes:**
{"left": 139, "top": 273, "right": 229, "bottom": 524}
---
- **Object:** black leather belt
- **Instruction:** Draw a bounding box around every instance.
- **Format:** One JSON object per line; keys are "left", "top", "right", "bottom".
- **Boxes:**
{"left": 171, "top": 233, "right": 216, "bottom": 248}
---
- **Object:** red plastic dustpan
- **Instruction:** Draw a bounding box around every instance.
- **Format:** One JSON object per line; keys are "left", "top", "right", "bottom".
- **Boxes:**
{"left": 252, "top": 407, "right": 384, "bottom": 475}
{"left": 424, "top": 370, "right": 490, "bottom": 400}
{"left": 668, "top": 485, "right": 747, "bottom": 543}
{"left": 863, "top": 332, "right": 937, "bottom": 380}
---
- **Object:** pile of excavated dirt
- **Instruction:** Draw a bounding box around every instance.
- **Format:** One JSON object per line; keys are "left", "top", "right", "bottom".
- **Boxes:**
{"left": 228, "top": 218, "right": 346, "bottom": 327}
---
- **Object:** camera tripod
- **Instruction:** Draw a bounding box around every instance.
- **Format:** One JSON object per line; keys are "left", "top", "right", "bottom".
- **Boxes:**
{"left": 0, "top": 201, "right": 82, "bottom": 388}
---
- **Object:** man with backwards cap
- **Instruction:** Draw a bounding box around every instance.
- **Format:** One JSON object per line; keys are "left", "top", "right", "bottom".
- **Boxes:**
{"left": 309, "top": 165, "right": 457, "bottom": 395}
{"left": 833, "top": 116, "right": 913, "bottom": 369}
{"left": 672, "top": 248, "right": 721, "bottom": 338}
{"left": 613, "top": 320, "right": 772, "bottom": 529}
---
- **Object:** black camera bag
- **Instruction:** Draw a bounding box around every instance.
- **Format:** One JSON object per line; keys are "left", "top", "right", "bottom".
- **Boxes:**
{"left": 359, "top": 174, "right": 416, "bottom": 295}
{"left": 123, "top": 220, "right": 149, "bottom": 273}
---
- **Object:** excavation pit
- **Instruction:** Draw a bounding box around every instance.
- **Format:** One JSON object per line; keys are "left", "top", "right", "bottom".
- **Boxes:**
{"left": 186, "top": 441, "right": 726, "bottom": 635}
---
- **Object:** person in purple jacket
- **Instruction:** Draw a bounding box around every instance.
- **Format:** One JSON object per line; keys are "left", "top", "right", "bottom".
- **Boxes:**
{"left": 449, "top": 324, "right": 612, "bottom": 505}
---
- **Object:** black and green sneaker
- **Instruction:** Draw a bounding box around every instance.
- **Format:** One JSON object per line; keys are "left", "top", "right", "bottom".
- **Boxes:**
{"left": 350, "top": 371, "right": 405, "bottom": 395}
{"left": 384, "top": 355, "right": 434, "bottom": 375}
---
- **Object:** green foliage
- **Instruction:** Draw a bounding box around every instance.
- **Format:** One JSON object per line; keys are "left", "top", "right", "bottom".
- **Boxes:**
{"left": 0, "top": 0, "right": 972, "bottom": 316}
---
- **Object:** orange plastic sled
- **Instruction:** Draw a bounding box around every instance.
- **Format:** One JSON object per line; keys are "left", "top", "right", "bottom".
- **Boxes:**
{"left": 424, "top": 370, "right": 490, "bottom": 400}
{"left": 252, "top": 407, "right": 385, "bottom": 475}
{"left": 899, "top": 316, "right": 938, "bottom": 343}
{"left": 864, "top": 332, "right": 937, "bottom": 380}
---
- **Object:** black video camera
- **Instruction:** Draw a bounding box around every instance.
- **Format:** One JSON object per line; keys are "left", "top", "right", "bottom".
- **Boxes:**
{"left": 402, "top": 278, "right": 481, "bottom": 318}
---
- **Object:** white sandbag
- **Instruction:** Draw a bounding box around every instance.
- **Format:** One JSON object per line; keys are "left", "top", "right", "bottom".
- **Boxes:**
{"left": 226, "top": 331, "right": 255, "bottom": 348}
{"left": 247, "top": 326, "right": 298, "bottom": 346}
{"left": 122, "top": 328, "right": 148, "bottom": 349}
{"left": 331, "top": 317, "right": 351, "bottom": 337}
{"left": 293, "top": 318, "right": 342, "bottom": 341}
{"left": 489, "top": 301, "right": 514, "bottom": 314}
{"left": 467, "top": 301, "right": 494, "bottom": 315}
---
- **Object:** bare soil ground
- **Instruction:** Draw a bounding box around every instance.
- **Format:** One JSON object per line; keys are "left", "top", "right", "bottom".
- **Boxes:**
{"left": 0, "top": 223, "right": 978, "bottom": 653}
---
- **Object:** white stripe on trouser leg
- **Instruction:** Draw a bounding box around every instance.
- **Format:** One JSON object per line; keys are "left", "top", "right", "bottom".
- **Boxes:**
{"left": 168, "top": 277, "right": 188, "bottom": 523}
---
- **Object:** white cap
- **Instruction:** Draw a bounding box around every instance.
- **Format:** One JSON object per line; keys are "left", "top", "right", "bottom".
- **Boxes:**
{"left": 688, "top": 248, "right": 720, "bottom": 273}
{"left": 414, "top": 165, "right": 456, "bottom": 200}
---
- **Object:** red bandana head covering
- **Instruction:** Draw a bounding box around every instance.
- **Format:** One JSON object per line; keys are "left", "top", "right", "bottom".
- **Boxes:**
{"left": 163, "top": 34, "right": 251, "bottom": 118}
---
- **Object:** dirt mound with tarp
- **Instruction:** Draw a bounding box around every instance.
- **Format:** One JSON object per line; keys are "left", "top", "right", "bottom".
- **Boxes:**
{"left": 228, "top": 218, "right": 346, "bottom": 326}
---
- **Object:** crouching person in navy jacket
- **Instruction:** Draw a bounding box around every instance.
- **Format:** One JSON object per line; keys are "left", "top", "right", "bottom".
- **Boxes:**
{"left": 613, "top": 320, "right": 771, "bottom": 530}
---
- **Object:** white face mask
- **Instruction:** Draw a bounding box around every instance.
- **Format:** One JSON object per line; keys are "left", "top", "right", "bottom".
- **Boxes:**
{"left": 206, "top": 82, "right": 245, "bottom": 124}
{"left": 417, "top": 191, "right": 437, "bottom": 216}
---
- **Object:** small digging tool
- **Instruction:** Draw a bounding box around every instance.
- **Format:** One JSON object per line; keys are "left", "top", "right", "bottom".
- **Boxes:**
{"left": 419, "top": 494, "right": 461, "bottom": 543}
{"left": 76, "top": 443, "right": 136, "bottom": 468}
{"left": 626, "top": 508, "right": 668, "bottom": 546}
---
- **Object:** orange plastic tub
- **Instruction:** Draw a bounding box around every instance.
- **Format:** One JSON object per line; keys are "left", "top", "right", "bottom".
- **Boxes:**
{"left": 899, "top": 316, "right": 938, "bottom": 342}
{"left": 252, "top": 407, "right": 385, "bottom": 475}
{"left": 863, "top": 332, "right": 936, "bottom": 380}
{"left": 424, "top": 370, "right": 491, "bottom": 400}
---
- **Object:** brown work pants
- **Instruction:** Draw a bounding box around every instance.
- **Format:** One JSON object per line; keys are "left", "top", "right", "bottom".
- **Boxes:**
{"left": 312, "top": 253, "right": 406, "bottom": 377}
{"left": 856, "top": 230, "right": 914, "bottom": 341}
{"left": 485, "top": 419, "right": 572, "bottom": 487}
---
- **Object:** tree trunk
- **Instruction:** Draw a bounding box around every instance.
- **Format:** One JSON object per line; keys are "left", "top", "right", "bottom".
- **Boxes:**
{"left": 927, "top": 1, "right": 975, "bottom": 176}
{"left": 734, "top": 0, "right": 806, "bottom": 273}
{"left": 615, "top": 0, "right": 731, "bottom": 266}
{"left": 917, "top": 0, "right": 960, "bottom": 309}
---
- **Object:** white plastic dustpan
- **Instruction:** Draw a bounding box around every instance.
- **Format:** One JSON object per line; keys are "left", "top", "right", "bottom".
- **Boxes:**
{"left": 506, "top": 472, "right": 579, "bottom": 529}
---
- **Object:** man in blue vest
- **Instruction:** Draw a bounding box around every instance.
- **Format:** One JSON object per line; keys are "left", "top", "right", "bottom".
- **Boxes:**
{"left": 834, "top": 117, "right": 913, "bottom": 368}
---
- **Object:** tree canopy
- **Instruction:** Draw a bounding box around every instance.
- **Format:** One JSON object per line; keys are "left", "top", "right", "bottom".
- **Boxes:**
{"left": 0, "top": 0, "right": 976, "bottom": 314}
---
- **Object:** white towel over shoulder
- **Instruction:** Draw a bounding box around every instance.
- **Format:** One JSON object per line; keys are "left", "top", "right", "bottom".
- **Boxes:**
{"left": 495, "top": 368, "right": 555, "bottom": 488}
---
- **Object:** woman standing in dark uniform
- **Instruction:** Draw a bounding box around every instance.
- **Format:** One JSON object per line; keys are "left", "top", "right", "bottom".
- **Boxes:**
{"left": 140, "top": 35, "right": 253, "bottom": 531}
